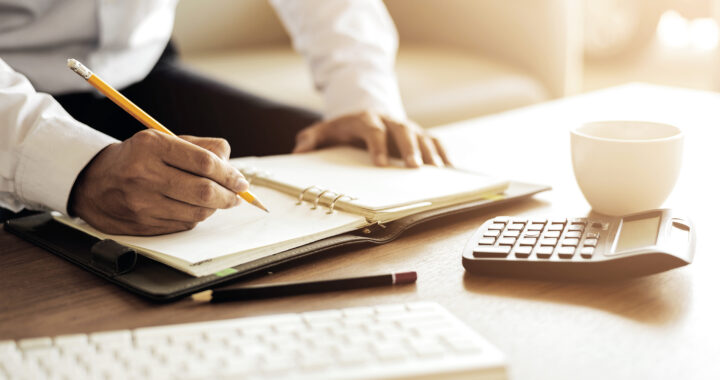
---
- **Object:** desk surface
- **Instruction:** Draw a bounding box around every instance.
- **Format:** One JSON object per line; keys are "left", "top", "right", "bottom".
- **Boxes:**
{"left": 2, "top": 83, "right": 719, "bottom": 380}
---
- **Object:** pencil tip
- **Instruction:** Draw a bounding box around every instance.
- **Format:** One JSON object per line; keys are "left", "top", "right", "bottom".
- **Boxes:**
{"left": 191, "top": 290, "right": 212, "bottom": 302}
{"left": 254, "top": 200, "right": 269, "bottom": 213}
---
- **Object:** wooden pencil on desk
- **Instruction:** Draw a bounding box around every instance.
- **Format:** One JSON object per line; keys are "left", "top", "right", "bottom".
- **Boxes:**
{"left": 66, "top": 58, "right": 268, "bottom": 212}
{"left": 192, "top": 271, "right": 418, "bottom": 303}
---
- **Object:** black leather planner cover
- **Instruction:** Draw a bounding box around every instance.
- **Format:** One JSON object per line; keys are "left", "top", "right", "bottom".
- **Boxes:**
{"left": 4, "top": 182, "right": 549, "bottom": 302}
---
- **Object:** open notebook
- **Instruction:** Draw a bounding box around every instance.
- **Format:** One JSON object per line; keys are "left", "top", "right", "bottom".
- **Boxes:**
{"left": 55, "top": 147, "right": 508, "bottom": 277}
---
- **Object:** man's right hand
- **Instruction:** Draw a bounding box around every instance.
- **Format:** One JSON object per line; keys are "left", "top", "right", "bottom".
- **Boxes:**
{"left": 69, "top": 130, "right": 249, "bottom": 235}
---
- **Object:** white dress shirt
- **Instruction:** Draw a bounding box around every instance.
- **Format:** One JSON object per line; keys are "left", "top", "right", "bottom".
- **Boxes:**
{"left": 0, "top": 0, "right": 405, "bottom": 214}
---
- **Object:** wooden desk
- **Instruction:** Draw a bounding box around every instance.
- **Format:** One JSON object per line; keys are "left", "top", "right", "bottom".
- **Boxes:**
{"left": 2, "top": 84, "right": 719, "bottom": 379}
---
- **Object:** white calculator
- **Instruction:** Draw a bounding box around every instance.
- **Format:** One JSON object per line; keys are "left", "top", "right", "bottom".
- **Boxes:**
{"left": 462, "top": 209, "right": 695, "bottom": 280}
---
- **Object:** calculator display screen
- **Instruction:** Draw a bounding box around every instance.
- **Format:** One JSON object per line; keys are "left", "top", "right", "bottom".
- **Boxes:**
{"left": 616, "top": 216, "right": 661, "bottom": 252}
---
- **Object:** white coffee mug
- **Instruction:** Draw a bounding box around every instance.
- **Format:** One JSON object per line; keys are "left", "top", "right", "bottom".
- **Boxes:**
{"left": 570, "top": 121, "right": 683, "bottom": 216}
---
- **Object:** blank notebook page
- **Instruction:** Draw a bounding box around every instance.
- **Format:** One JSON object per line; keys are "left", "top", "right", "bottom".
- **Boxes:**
{"left": 233, "top": 147, "right": 508, "bottom": 212}
{"left": 54, "top": 186, "right": 366, "bottom": 276}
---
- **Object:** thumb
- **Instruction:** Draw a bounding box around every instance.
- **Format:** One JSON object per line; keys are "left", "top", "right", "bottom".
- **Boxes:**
{"left": 293, "top": 124, "right": 323, "bottom": 153}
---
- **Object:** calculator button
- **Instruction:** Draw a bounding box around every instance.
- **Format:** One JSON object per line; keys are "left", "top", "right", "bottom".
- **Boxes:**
{"left": 473, "top": 245, "right": 511, "bottom": 258}
{"left": 518, "top": 238, "right": 537, "bottom": 246}
{"left": 565, "top": 231, "right": 582, "bottom": 238}
{"left": 549, "top": 218, "right": 566, "bottom": 224}
{"left": 487, "top": 223, "right": 505, "bottom": 231}
{"left": 568, "top": 224, "right": 585, "bottom": 231}
{"left": 493, "top": 217, "right": 510, "bottom": 224}
{"left": 558, "top": 246, "right": 576, "bottom": 258}
{"left": 547, "top": 224, "right": 564, "bottom": 231}
{"left": 514, "top": 246, "right": 533, "bottom": 258}
{"left": 583, "top": 238, "right": 598, "bottom": 247}
{"left": 536, "top": 246, "right": 554, "bottom": 258}
{"left": 502, "top": 230, "right": 520, "bottom": 238}
{"left": 540, "top": 238, "right": 558, "bottom": 246}
{"left": 507, "top": 223, "right": 525, "bottom": 231}
{"left": 561, "top": 238, "right": 579, "bottom": 247}
{"left": 586, "top": 232, "right": 600, "bottom": 239}
{"left": 483, "top": 230, "right": 501, "bottom": 237}
{"left": 498, "top": 237, "right": 517, "bottom": 246}
{"left": 529, "top": 218, "right": 547, "bottom": 224}
{"left": 526, "top": 223, "right": 545, "bottom": 231}
{"left": 477, "top": 237, "right": 496, "bottom": 245}
{"left": 544, "top": 230, "right": 561, "bottom": 238}
{"left": 522, "top": 231, "right": 541, "bottom": 238}
{"left": 580, "top": 247, "right": 595, "bottom": 258}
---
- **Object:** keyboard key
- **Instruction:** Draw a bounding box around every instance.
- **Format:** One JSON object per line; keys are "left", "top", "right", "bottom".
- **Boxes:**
{"left": 514, "top": 245, "right": 533, "bottom": 258}
{"left": 536, "top": 246, "right": 554, "bottom": 258}
{"left": 522, "top": 231, "right": 540, "bottom": 238}
{"left": 581, "top": 247, "right": 595, "bottom": 258}
{"left": 547, "top": 223, "right": 564, "bottom": 231}
{"left": 483, "top": 230, "right": 501, "bottom": 237}
{"left": 540, "top": 238, "right": 558, "bottom": 246}
{"left": 558, "top": 246, "right": 576, "bottom": 258}
{"left": 473, "top": 245, "right": 512, "bottom": 258}
{"left": 518, "top": 238, "right": 537, "bottom": 246}
{"left": 526, "top": 223, "right": 545, "bottom": 231}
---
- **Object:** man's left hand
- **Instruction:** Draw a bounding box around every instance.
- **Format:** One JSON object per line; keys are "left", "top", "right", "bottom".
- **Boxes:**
{"left": 292, "top": 111, "right": 450, "bottom": 168}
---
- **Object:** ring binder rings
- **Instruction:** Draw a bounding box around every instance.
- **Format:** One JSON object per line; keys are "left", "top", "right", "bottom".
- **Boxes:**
{"left": 42, "top": 147, "right": 522, "bottom": 278}
{"left": 312, "top": 190, "right": 330, "bottom": 210}
{"left": 4, "top": 181, "right": 549, "bottom": 301}
{"left": 328, "top": 194, "right": 355, "bottom": 214}
{"left": 297, "top": 185, "right": 319, "bottom": 205}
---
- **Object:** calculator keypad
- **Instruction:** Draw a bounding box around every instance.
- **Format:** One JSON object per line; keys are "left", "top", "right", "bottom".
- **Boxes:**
{"left": 472, "top": 217, "right": 603, "bottom": 260}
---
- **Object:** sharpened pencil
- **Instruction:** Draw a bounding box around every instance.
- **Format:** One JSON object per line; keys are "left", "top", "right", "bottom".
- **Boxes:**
{"left": 66, "top": 58, "right": 268, "bottom": 213}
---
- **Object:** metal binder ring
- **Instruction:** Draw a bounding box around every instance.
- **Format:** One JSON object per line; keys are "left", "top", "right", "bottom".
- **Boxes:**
{"left": 327, "top": 194, "right": 350, "bottom": 214}
{"left": 312, "top": 190, "right": 330, "bottom": 210}
{"left": 297, "top": 186, "right": 318, "bottom": 205}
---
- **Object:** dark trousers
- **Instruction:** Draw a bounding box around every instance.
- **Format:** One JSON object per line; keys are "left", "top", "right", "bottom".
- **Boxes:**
{"left": 55, "top": 45, "right": 321, "bottom": 156}
{"left": 0, "top": 45, "right": 321, "bottom": 221}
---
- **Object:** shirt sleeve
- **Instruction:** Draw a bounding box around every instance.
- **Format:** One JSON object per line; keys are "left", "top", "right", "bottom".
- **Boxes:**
{"left": 0, "top": 58, "right": 118, "bottom": 214}
{"left": 269, "top": 0, "right": 407, "bottom": 121}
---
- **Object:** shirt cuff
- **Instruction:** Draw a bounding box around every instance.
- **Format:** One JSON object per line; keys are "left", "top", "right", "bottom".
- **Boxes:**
{"left": 321, "top": 68, "right": 407, "bottom": 122}
{"left": 15, "top": 116, "right": 118, "bottom": 215}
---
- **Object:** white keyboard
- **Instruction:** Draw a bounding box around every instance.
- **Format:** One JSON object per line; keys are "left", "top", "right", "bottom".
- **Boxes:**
{"left": 0, "top": 302, "right": 506, "bottom": 380}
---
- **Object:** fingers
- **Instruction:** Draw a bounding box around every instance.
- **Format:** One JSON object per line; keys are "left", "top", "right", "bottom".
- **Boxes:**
{"left": 432, "top": 136, "right": 452, "bottom": 166}
{"left": 161, "top": 166, "right": 241, "bottom": 209}
{"left": 149, "top": 132, "right": 248, "bottom": 194}
{"left": 293, "top": 123, "right": 323, "bottom": 153}
{"left": 417, "top": 135, "right": 444, "bottom": 167}
{"left": 359, "top": 114, "right": 389, "bottom": 166}
{"left": 383, "top": 118, "right": 422, "bottom": 168}
{"left": 147, "top": 196, "right": 217, "bottom": 224}
{"left": 179, "top": 135, "right": 232, "bottom": 161}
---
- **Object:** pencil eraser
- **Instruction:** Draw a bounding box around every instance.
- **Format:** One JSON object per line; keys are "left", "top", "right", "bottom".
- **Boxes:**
{"left": 395, "top": 271, "right": 418, "bottom": 284}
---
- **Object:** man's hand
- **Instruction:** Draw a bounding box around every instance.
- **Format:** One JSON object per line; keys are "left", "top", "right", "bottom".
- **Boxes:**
{"left": 293, "top": 111, "right": 450, "bottom": 168}
{"left": 69, "top": 130, "right": 249, "bottom": 236}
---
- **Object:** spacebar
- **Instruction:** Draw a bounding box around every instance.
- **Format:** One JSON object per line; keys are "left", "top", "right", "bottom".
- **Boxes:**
{"left": 473, "top": 246, "right": 511, "bottom": 258}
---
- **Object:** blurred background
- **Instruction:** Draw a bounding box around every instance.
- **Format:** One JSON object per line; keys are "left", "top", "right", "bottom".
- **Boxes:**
{"left": 172, "top": 0, "right": 720, "bottom": 127}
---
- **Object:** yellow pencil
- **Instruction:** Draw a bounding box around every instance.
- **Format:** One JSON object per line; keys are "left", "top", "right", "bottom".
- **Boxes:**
{"left": 67, "top": 58, "right": 268, "bottom": 213}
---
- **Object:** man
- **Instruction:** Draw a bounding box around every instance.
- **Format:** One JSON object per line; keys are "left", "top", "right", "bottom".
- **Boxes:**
{"left": 0, "top": 0, "right": 448, "bottom": 235}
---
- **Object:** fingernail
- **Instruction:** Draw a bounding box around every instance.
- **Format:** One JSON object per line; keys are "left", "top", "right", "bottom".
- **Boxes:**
{"left": 233, "top": 174, "right": 249, "bottom": 193}
{"left": 375, "top": 154, "right": 389, "bottom": 166}
{"left": 406, "top": 155, "right": 422, "bottom": 168}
